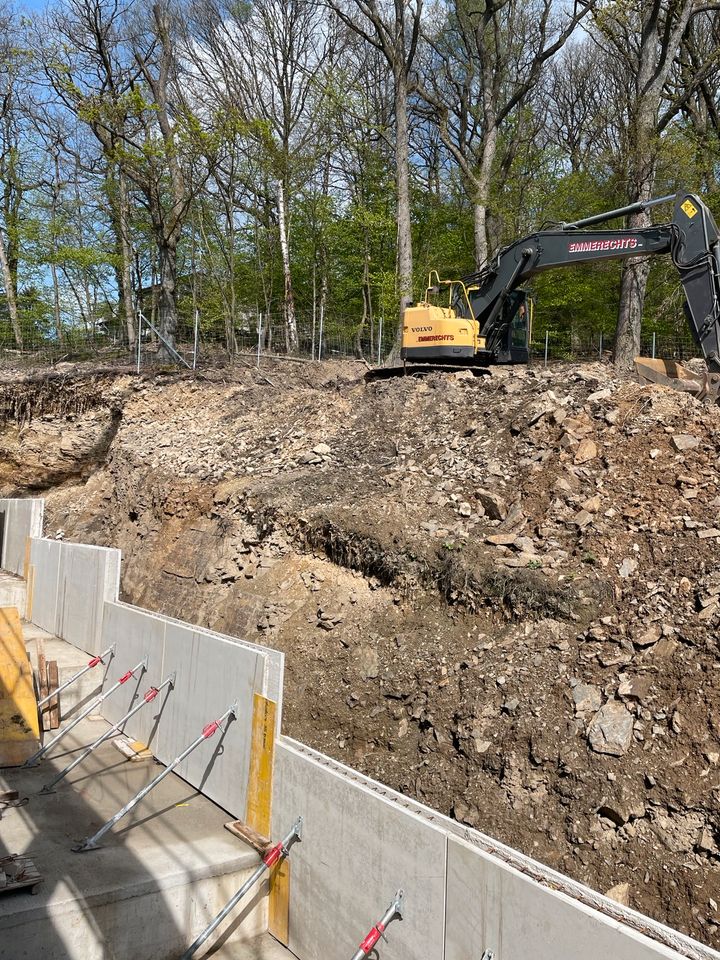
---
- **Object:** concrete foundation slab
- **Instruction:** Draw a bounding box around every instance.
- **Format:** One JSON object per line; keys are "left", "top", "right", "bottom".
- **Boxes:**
{"left": 271, "top": 739, "right": 447, "bottom": 960}
{"left": 445, "top": 833, "right": 687, "bottom": 960}
{"left": 0, "top": 715, "right": 269, "bottom": 960}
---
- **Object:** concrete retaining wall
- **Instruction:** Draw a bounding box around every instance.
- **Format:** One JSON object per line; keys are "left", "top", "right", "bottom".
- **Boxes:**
{"left": 28, "top": 538, "right": 120, "bottom": 655}
{"left": 273, "top": 739, "right": 718, "bottom": 960}
{"left": 12, "top": 497, "right": 720, "bottom": 960}
{"left": 98, "top": 600, "right": 281, "bottom": 819}
{"left": 0, "top": 498, "right": 44, "bottom": 576}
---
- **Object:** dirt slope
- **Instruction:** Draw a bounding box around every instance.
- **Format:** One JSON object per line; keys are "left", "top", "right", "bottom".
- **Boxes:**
{"left": 2, "top": 357, "right": 720, "bottom": 945}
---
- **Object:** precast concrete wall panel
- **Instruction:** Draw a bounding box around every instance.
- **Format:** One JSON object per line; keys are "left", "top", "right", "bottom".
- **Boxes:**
{"left": 445, "top": 834, "right": 692, "bottom": 960}
{"left": 272, "top": 739, "right": 447, "bottom": 960}
{"left": 158, "top": 621, "right": 264, "bottom": 815}
{"left": 145, "top": 605, "right": 284, "bottom": 730}
{"left": 29, "top": 538, "right": 62, "bottom": 635}
{"left": 99, "top": 601, "right": 167, "bottom": 748}
{"left": 0, "top": 498, "right": 44, "bottom": 576}
{"left": 56, "top": 542, "right": 120, "bottom": 655}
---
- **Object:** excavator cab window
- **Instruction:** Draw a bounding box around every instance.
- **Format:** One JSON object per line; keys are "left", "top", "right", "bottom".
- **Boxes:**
{"left": 503, "top": 290, "right": 531, "bottom": 362}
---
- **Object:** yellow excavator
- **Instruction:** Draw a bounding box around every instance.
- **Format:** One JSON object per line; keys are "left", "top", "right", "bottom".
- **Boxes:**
{"left": 397, "top": 190, "right": 720, "bottom": 401}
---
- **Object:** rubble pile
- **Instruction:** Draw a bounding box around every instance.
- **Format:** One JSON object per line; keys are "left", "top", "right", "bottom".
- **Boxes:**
{"left": 2, "top": 357, "right": 720, "bottom": 945}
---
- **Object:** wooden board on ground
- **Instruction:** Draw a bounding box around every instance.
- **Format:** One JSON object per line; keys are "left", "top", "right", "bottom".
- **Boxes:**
{"left": 0, "top": 607, "right": 40, "bottom": 766}
{"left": 47, "top": 660, "right": 60, "bottom": 729}
{"left": 0, "top": 855, "right": 43, "bottom": 896}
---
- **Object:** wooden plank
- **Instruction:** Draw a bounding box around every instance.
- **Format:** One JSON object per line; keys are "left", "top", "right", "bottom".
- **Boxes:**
{"left": 268, "top": 859, "right": 291, "bottom": 944}
{"left": 23, "top": 538, "right": 31, "bottom": 582}
{"left": 0, "top": 607, "right": 40, "bottom": 766}
{"left": 46, "top": 660, "right": 60, "bottom": 729}
{"left": 37, "top": 641, "right": 49, "bottom": 732}
{"left": 244, "top": 694, "right": 276, "bottom": 838}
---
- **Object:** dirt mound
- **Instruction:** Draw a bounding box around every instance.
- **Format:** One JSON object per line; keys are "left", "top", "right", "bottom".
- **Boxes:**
{"left": 3, "top": 356, "right": 720, "bottom": 946}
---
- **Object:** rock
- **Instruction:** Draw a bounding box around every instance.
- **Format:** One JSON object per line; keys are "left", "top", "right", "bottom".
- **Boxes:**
{"left": 572, "top": 682, "right": 602, "bottom": 716}
{"left": 671, "top": 434, "right": 700, "bottom": 452}
{"left": 587, "top": 702, "right": 634, "bottom": 756}
{"left": 486, "top": 533, "right": 517, "bottom": 546}
{"left": 458, "top": 501, "right": 472, "bottom": 517}
{"left": 313, "top": 442, "right": 332, "bottom": 455}
{"left": 357, "top": 645, "right": 379, "bottom": 680}
{"left": 574, "top": 438, "right": 598, "bottom": 464}
{"left": 697, "top": 827, "right": 720, "bottom": 856}
{"left": 573, "top": 509, "right": 594, "bottom": 529}
{"left": 605, "top": 882, "right": 631, "bottom": 907}
{"left": 453, "top": 798, "right": 481, "bottom": 827}
{"left": 633, "top": 624, "right": 661, "bottom": 648}
{"left": 618, "top": 557, "right": 638, "bottom": 579}
{"left": 478, "top": 490, "right": 508, "bottom": 521}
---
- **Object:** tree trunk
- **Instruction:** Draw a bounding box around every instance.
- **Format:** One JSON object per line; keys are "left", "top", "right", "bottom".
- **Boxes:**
{"left": 156, "top": 233, "right": 179, "bottom": 360}
{"left": 613, "top": 105, "right": 656, "bottom": 371}
{"left": 117, "top": 169, "right": 137, "bottom": 350}
{"left": 50, "top": 261, "right": 64, "bottom": 343}
{"left": 0, "top": 227, "right": 22, "bottom": 348}
{"left": 394, "top": 67, "right": 413, "bottom": 348}
{"left": 277, "top": 178, "right": 297, "bottom": 352}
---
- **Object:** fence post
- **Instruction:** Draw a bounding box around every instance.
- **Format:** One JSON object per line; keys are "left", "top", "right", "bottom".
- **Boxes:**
{"left": 136, "top": 311, "right": 142, "bottom": 374}
{"left": 652, "top": 331, "right": 656, "bottom": 358}
{"left": 257, "top": 312, "right": 263, "bottom": 368}
{"left": 544, "top": 330, "right": 549, "bottom": 367}
{"left": 192, "top": 308, "right": 199, "bottom": 371}
{"left": 378, "top": 316, "right": 383, "bottom": 365}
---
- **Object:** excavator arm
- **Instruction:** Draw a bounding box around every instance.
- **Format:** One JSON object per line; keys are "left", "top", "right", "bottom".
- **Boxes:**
{"left": 462, "top": 191, "right": 720, "bottom": 373}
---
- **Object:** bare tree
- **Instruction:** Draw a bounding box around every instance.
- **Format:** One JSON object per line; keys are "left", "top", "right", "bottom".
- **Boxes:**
{"left": 594, "top": 0, "right": 720, "bottom": 370}
{"left": 188, "top": 0, "right": 333, "bottom": 352}
{"left": 417, "top": 0, "right": 596, "bottom": 272}
{"left": 0, "top": 2, "right": 32, "bottom": 347}
{"left": 328, "top": 0, "right": 423, "bottom": 337}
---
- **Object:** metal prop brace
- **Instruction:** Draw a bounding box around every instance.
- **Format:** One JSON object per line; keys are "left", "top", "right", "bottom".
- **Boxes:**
{"left": 72, "top": 702, "right": 238, "bottom": 852}
{"left": 350, "top": 889, "right": 405, "bottom": 960}
{"left": 36, "top": 644, "right": 115, "bottom": 708}
{"left": 23, "top": 658, "right": 147, "bottom": 768}
{"left": 179, "top": 816, "right": 303, "bottom": 960}
{"left": 39, "top": 673, "right": 176, "bottom": 794}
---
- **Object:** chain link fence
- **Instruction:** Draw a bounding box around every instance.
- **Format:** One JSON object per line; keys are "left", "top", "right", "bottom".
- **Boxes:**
{"left": 0, "top": 307, "right": 705, "bottom": 374}
{"left": 529, "top": 328, "right": 701, "bottom": 367}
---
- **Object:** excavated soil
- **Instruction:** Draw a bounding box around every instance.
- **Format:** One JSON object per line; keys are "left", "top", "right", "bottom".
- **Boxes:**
{"left": 3, "top": 356, "right": 720, "bottom": 946}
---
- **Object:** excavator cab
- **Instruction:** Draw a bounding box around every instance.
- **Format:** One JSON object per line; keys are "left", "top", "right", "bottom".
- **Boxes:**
{"left": 401, "top": 271, "right": 531, "bottom": 365}
{"left": 401, "top": 272, "right": 480, "bottom": 362}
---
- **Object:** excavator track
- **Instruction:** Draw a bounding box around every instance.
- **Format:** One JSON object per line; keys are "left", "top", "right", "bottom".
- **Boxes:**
{"left": 365, "top": 363, "right": 492, "bottom": 383}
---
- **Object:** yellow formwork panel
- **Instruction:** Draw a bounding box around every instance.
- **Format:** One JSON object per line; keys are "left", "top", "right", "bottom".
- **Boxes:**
{"left": 0, "top": 606, "right": 40, "bottom": 766}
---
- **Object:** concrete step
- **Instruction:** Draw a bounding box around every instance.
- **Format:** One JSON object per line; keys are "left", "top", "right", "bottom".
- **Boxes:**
{"left": 0, "top": 714, "right": 270, "bottom": 960}
{"left": 211, "top": 934, "right": 297, "bottom": 958}
{"left": 0, "top": 569, "right": 27, "bottom": 618}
